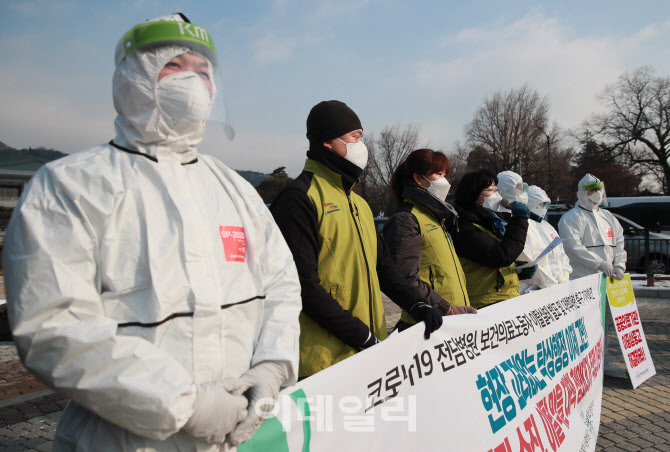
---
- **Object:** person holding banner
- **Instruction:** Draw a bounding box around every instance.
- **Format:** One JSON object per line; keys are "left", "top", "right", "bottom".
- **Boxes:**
{"left": 382, "top": 149, "right": 477, "bottom": 332}
{"left": 559, "top": 173, "right": 628, "bottom": 379}
{"left": 3, "top": 14, "right": 303, "bottom": 450}
{"left": 525, "top": 185, "right": 572, "bottom": 289}
{"left": 451, "top": 169, "right": 529, "bottom": 308}
{"left": 495, "top": 171, "right": 541, "bottom": 291}
{"left": 271, "top": 101, "right": 465, "bottom": 379}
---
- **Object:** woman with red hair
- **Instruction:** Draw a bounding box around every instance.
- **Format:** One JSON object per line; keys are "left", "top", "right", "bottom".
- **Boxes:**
{"left": 384, "top": 149, "right": 476, "bottom": 332}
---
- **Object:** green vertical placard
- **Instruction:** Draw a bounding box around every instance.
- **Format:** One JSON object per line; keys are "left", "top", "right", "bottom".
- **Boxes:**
{"left": 600, "top": 273, "right": 608, "bottom": 330}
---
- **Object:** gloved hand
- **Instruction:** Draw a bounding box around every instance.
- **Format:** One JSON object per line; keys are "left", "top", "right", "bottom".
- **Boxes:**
{"left": 446, "top": 305, "right": 478, "bottom": 315}
{"left": 358, "top": 332, "right": 380, "bottom": 351}
{"left": 613, "top": 266, "right": 625, "bottom": 280}
{"left": 409, "top": 301, "right": 443, "bottom": 339}
{"left": 557, "top": 270, "right": 570, "bottom": 284}
{"left": 510, "top": 201, "right": 530, "bottom": 219}
{"left": 183, "top": 378, "right": 251, "bottom": 445}
{"left": 228, "top": 361, "right": 289, "bottom": 446}
{"left": 517, "top": 264, "right": 538, "bottom": 280}
{"left": 598, "top": 261, "right": 614, "bottom": 278}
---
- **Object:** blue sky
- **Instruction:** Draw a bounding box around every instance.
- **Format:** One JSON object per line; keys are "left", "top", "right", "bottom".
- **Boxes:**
{"left": 1, "top": 1, "right": 669, "bottom": 177}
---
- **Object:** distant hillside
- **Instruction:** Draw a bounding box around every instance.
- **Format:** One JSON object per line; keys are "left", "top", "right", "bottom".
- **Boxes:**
{"left": 235, "top": 170, "right": 268, "bottom": 186}
{"left": 0, "top": 145, "right": 67, "bottom": 160}
{"left": 0, "top": 143, "right": 268, "bottom": 186}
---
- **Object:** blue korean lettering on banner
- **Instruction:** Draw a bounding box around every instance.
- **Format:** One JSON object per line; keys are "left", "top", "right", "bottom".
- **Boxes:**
{"left": 477, "top": 317, "right": 591, "bottom": 434}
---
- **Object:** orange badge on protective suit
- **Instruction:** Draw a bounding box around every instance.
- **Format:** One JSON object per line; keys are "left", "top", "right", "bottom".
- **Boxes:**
{"left": 219, "top": 226, "right": 246, "bottom": 262}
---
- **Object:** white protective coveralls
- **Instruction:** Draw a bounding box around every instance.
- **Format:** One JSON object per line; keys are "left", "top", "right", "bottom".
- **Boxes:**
{"left": 558, "top": 173, "right": 627, "bottom": 378}
{"left": 497, "top": 171, "right": 550, "bottom": 292}
{"left": 523, "top": 185, "right": 572, "bottom": 290}
{"left": 2, "top": 16, "right": 301, "bottom": 452}
{"left": 558, "top": 174, "right": 626, "bottom": 279}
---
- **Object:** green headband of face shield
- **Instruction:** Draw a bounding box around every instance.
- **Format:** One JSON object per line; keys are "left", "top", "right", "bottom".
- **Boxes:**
{"left": 582, "top": 181, "right": 604, "bottom": 191}
{"left": 121, "top": 20, "right": 218, "bottom": 71}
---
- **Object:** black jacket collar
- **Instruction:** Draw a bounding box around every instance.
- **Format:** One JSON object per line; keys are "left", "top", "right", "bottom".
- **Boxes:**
{"left": 454, "top": 200, "right": 496, "bottom": 231}
{"left": 403, "top": 185, "right": 459, "bottom": 232}
{"left": 306, "top": 146, "right": 362, "bottom": 193}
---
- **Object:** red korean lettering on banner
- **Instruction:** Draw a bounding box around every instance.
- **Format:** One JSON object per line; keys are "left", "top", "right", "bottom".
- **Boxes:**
{"left": 219, "top": 226, "right": 246, "bottom": 262}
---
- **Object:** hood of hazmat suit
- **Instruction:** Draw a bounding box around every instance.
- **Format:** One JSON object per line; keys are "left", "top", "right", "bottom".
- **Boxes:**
{"left": 2, "top": 13, "right": 300, "bottom": 452}
{"left": 575, "top": 173, "right": 608, "bottom": 212}
{"left": 496, "top": 170, "right": 528, "bottom": 213}
{"left": 558, "top": 174, "right": 626, "bottom": 279}
{"left": 518, "top": 186, "right": 572, "bottom": 292}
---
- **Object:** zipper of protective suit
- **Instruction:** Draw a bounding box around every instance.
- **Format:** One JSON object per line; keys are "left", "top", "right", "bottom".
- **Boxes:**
{"left": 348, "top": 195, "right": 374, "bottom": 334}
{"left": 442, "top": 219, "right": 468, "bottom": 301}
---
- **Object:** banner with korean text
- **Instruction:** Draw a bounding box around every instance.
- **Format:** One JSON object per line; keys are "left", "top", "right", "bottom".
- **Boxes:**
{"left": 239, "top": 273, "right": 605, "bottom": 452}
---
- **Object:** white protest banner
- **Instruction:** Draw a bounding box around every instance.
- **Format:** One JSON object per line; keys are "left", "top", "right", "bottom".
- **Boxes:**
{"left": 238, "top": 274, "right": 605, "bottom": 452}
{"left": 605, "top": 274, "right": 656, "bottom": 388}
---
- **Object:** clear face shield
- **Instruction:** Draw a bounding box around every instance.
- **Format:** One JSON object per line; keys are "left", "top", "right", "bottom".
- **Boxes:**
{"left": 581, "top": 181, "right": 607, "bottom": 209}
{"left": 205, "top": 63, "right": 235, "bottom": 141}
{"left": 514, "top": 182, "right": 529, "bottom": 197}
{"left": 119, "top": 16, "right": 235, "bottom": 141}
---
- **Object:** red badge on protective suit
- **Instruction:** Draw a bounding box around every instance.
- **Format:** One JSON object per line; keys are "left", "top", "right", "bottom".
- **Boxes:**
{"left": 219, "top": 226, "right": 246, "bottom": 262}
{"left": 606, "top": 227, "right": 613, "bottom": 238}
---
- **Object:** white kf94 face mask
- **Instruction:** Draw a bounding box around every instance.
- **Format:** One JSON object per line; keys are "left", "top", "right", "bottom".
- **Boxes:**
{"left": 422, "top": 175, "right": 451, "bottom": 201}
{"left": 337, "top": 138, "right": 368, "bottom": 170}
{"left": 157, "top": 71, "right": 213, "bottom": 135}
{"left": 482, "top": 191, "right": 503, "bottom": 211}
{"left": 587, "top": 191, "right": 603, "bottom": 207}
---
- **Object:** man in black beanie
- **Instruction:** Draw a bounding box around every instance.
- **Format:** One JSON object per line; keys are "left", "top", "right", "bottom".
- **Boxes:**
{"left": 271, "top": 100, "right": 464, "bottom": 378}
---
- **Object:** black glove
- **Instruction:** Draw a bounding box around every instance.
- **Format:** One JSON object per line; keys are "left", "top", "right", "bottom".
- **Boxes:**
{"left": 358, "top": 332, "right": 380, "bottom": 351}
{"left": 510, "top": 201, "right": 530, "bottom": 219}
{"left": 409, "top": 301, "right": 443, "bottom": 340}
{"left": 516, "top": 263, "right": 538, "bottom": 280}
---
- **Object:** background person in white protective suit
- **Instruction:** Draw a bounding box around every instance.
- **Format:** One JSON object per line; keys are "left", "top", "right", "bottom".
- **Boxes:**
{"left": 519, "top": 185, "right": 573, "bottom": 291}
{"left": 2, "top": 13, "right": 301, "bottom": 451}
{"left": 558, "top": 173, "right": 628, "bottom": 379}
{"left": 495, "top": 171, "right": 540, "bottom": 283}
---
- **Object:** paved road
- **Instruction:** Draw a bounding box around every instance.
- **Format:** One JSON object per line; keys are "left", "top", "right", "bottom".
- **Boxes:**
{"left": 1, "top": 295, "right": 669, "bottom": 451}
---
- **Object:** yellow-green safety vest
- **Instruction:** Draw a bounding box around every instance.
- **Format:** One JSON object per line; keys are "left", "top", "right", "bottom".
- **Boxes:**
{"left": 458, "top": 223, "right": 519, "bottom": 309}
{"left": 400, "top": 201, "right": 470, "bottom": 325}
{"left": 299, "top": 159, "right": 387, "bottom": 377}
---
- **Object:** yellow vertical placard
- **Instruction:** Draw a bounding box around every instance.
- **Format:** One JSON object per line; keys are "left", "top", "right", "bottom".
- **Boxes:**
{"left": 605, "top": 274, "right": 636, "bottom": 308}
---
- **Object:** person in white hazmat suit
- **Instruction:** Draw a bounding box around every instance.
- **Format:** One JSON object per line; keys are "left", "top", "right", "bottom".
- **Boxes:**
{"left": 495, "top": 171, "right": 540, "bottom": 284}
{"left": 523, "top": 185, "right": 572, "bottom": 289}
{"left": 2, "top": 13, "right": 301, "bottom": 451}
{"left": 558, "top": 173, "right": 627, "bottom": 379}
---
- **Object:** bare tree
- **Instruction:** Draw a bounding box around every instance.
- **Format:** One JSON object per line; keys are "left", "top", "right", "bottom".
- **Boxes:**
{"left": 358, "top": 123, "right": 421, "bottom": 214}
{"left": 464, "top": 84, "right": 556, "bottom": 189}
{"left": 580, "top": 66, "right": 670, "bottom": 194}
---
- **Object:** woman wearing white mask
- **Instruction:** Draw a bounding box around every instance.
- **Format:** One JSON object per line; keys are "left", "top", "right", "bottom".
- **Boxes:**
{"left": 451, "top": 169, "right": 530, "bottom": 308}
{"left": 384, "top": 149, "right": 477, "bottom": 331}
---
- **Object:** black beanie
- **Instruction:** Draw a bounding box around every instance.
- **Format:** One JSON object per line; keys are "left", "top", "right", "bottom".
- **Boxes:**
{"left": 306, "top": 100, "right": 363, "bottom": 148}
